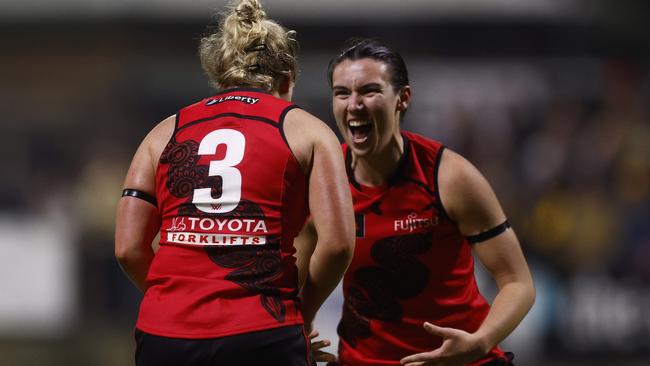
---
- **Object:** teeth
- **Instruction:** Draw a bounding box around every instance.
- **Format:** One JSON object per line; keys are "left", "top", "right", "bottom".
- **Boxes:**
{"left": 349, "top": 120, "right": 370, "bottom": 127}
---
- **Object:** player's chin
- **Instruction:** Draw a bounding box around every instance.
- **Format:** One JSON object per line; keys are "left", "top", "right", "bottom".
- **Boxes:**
{"left": 349, "top": 144, "right": 373, "bottom": 158}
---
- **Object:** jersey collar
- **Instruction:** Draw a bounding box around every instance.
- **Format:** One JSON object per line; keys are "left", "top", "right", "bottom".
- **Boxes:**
{"left": 346, "top": 133, "right": 411, "bottom": 191}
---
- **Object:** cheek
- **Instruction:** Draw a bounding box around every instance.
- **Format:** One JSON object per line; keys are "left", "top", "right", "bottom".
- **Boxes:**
{"left": 369, "top": 101, "right": 391, "bottom": 123}
{"left": 332, "top": 98, "right": 345, "bottom": 113}
{"left": 375, "top": 104, "right": 398, "bottom": 137}
{"left": 332, "top": 103, "right": 345, "bottom": 122}
{"left": 332, "top": 105, "right": 347, "bottom": 132}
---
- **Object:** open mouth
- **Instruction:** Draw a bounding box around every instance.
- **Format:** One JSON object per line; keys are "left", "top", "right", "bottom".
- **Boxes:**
{"left": 349, "top": 120, "right": 372, "bottom": 143}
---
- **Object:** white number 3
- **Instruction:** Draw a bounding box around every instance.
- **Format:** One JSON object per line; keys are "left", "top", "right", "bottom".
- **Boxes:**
{"left": 192, "top": 129, "right": 245, "bottom": 213}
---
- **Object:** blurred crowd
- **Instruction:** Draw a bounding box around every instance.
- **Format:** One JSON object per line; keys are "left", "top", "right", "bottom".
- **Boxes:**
{"left": 406, "top": 57, "right": 650, "bottom": 359}
{"left": 410, "top": 58, "right": 650, "bottom": 281}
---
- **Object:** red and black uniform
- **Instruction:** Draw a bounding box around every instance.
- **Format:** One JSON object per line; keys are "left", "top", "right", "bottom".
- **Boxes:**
{"left": 135, "top": 88, "right": 311, "bottom": 365}
{"left": 338, "top": 131, "right": 511, "bottom": 366}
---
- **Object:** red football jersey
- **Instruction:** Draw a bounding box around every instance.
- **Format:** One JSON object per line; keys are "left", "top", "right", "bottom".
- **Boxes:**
{"left": 136, "top": 88, "right": 309, "bottom": 339}
{"left": 338, "top": 131, "right": 508, "bottom": 365}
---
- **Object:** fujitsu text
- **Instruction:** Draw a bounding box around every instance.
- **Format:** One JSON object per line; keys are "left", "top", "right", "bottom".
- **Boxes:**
{"left": 394, "top": 213, "right": 438, "bottom": 232}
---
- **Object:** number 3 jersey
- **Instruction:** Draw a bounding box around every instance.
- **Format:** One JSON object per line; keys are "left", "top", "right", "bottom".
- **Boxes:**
{"left": 136, "top": 88, "right": 309, "bottom": 339}
{"left": 338, "top": 131, "right": 508, "bottom": 365}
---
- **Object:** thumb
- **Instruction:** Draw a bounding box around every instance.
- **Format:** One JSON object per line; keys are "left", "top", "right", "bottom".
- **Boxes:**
{"left": 423, "top": 322, "right": 452, "bottom": 338}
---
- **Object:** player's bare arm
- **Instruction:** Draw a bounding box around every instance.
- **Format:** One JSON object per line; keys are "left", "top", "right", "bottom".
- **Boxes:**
{"left": 284, "top": 108, "right": 355, "bottom": 328}
{"left": 114, "top": 116, "right": 174, "bottom": 292}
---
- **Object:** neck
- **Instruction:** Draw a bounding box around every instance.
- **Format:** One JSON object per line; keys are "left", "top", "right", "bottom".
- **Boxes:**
{"left": 352, "top": 133, "right": 404, "bottom": 187}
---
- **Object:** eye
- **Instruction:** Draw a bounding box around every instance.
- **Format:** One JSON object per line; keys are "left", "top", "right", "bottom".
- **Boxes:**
{"left": 361, "top": 85, "right": 382, "bottom": 96}
{"left": 333, "top": 89, "right": 350, "bottom": 98}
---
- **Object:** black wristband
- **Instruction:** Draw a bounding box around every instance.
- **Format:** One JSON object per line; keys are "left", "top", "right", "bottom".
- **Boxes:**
{"left": 465, "top": 220, "right": 510, "bottom": 244}
{"left": 122, "top": 189, "right": 157, "bottom": 207}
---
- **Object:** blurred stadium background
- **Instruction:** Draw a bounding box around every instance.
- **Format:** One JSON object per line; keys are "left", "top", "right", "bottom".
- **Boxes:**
{"left": 1, "top": 0, "right": 649, "bottom": 365}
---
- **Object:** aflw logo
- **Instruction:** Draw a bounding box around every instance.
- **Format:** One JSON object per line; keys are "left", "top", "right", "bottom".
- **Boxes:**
{"left": 394, "top": 213, "right": 437, "bottom": 232}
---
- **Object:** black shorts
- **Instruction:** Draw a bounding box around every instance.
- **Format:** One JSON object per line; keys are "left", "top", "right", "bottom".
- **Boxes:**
{"left": 135, "top": 325, "right": 313, "bottom": 366}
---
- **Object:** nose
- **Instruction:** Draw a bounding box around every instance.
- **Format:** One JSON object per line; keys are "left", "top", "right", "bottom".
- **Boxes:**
{"left": 347, "top": 93, "right": 364, "bottom": 113}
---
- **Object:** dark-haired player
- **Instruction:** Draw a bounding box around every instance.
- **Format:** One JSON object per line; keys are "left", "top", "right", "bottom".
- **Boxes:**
{"left": 302, "top": 38, "right": 535, "bottom": 366}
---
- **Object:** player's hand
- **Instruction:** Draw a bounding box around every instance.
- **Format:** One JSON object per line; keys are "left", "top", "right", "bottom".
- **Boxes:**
{"left": 308, "top": 329, "right": 338, "bottom": 363}
{"left": 400, "top": 322, "right": 487, "bottom": 366}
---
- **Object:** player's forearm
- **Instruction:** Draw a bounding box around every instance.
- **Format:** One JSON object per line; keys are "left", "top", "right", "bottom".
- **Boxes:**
{"left": 115, "top": 198, "right": 160, "bottom": 292}
{"left": 473, "top": 280, "right": 535, "bottom": 353}
{"left": 300, "top": 242, "right": 353, "bottom": 324}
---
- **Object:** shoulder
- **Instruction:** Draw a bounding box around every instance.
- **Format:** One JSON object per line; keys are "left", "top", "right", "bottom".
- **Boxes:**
{"left": 438, "top": 148, "right": 505, "bottom": 232}
{"left": 284, "top": 108, "right": 339, "bottom": 142}
{"left": 140, "top": 115, "right": 176, "bottom": 165}
{"left": 283, "top": 108, "right": 341, "bottom": 172}
{"left": 438, "top": 149, "right": 488, "bottom": 210}
{"left": 149, "top": 115, "right": 176, "bottom": 140}
{"left": 438, "top": 149, "right": 479, "bottom": 189}
{"left": 144, "top": 115, "right": 175, "bottom": 149}
{"left": 284, "top": 108, "right": 328, "bottom": 128}
{"left": 123, "top": 115, "right": 176, "bottom": 190}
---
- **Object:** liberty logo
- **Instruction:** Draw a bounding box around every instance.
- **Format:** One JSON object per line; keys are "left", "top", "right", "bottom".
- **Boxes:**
{"left": 205, "top": 95, "right": 259, "bottom": 106}
{"left": 393, "top": 213, "right": 437, "bottom": 232}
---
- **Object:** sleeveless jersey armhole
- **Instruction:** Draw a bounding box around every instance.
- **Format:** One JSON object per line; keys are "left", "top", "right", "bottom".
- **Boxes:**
{"left": 278, "top": 104, "right": 309, "bottom": 177}
{"left": 154, "top": 112, "right": 181, "bottom": 178}
{"left": 433, "top": 145, "right": 455, "bottom": 224}
{"left": 278, "top": 104, "right": 299, "bottom": 149}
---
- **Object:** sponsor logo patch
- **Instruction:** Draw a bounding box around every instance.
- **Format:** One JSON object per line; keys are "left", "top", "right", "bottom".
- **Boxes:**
{"left": 167, "top": 232, "right": 265, "bottom": 246}
{"left": 205, "top": 95, "right": 259, "bottom": 106}
{"left": 165, "top": 216, "right": 268, "bottom": 246}
{"left": 394, "top": 212, "right": 438, "bottom": 232}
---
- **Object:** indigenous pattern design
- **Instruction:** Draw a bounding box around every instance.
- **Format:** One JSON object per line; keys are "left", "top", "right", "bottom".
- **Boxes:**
{"left": 206, "top": 243, "right": 287, "bottom": 322}
{"left": 339, "top": 231, "right": 433, "bottom": 346}
{"left": 161, "top": 139, "right": 207, "bottom": 200}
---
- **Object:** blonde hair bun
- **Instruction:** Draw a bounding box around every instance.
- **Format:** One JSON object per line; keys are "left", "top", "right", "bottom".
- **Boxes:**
{"left": 199, "top": 0, "right": 298, "bottom": 91}
{"left": 235, "top": 0, "right": 266, "bottom": 25}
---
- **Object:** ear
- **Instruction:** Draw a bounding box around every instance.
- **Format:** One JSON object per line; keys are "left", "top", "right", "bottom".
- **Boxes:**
{"left": 397, "top": 85, "right": 411, "bottom": 112}
{"left": 276, "top": 74, "right": 295, "bottom": 101}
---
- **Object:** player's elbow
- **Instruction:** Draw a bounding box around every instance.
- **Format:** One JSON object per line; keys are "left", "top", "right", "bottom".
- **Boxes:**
{"left": 336, "top": 235, "right": 355, "bottom": 266}
{"left": 519, "top": 269, "right": 536, "bottom": 310}
{"left": 525, "top": 278, "right": 536, "bottom": 310}
{"left": 511, "top": 276, "right": 536, "bottom": 313}
{"left": 496, "top": 271, "right": 536, "bottom": 315}
{"left": 319, "top": 229, "right": 355, "bottom": 265}
{"left": 114, "top": 240, "right": 139, "bottom": 264}
{"left": 114, "top": 245, "right": 129, "bottom": 265}
{"left": 336, "top": 223, "right": 356, "bottom": 262}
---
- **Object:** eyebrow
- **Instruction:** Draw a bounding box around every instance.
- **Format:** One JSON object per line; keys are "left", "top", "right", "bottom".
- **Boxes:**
{"left": 332, "top": 82, "right": 383, "bottom": 91}
{"left": 359, "top": 83, "right": 383, "bottom": 91}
